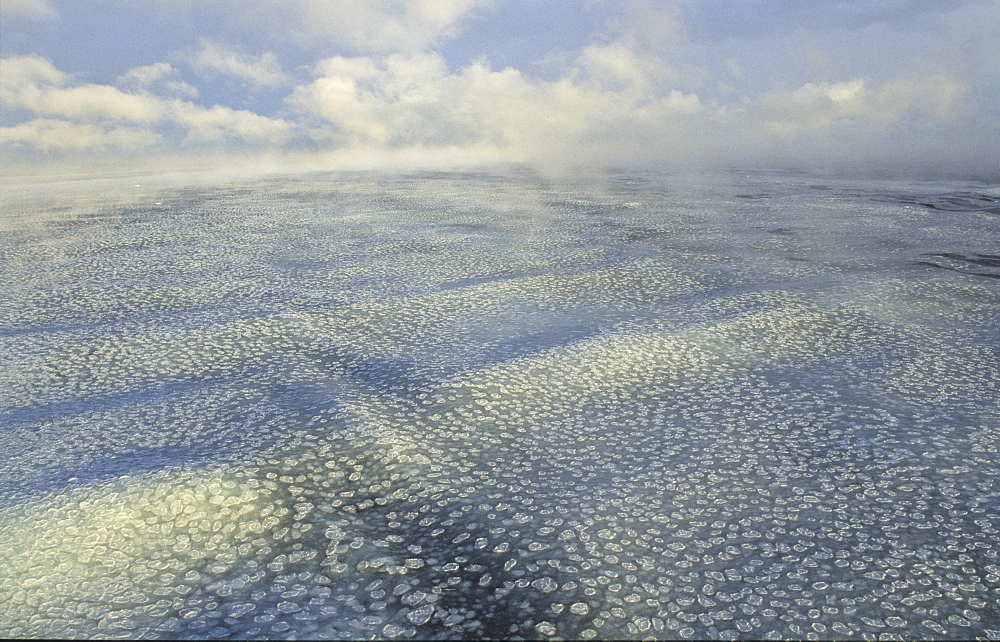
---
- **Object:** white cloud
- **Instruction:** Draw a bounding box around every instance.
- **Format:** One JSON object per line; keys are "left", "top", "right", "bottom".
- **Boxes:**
{"left": 277, "top": 2, "right": 715, "bottom": 168}
{"left": 279, "top": 0, "right": 493, "bottom": 52}
{"left": 290, "top": 53, "right": 476, "bottom": 147}
{"left": 286, "top": 46, "right": 710, "bottom": 169}
{"left": 1, "top": 56, "right": 168, "bottom": 123}
{"left": 0, "top": 54, "right": 67, "bottom": 90}
{"left": 0, "top": 118, "right": 161, "bottom": 152}
{"left": 129, "top": 0, "right": 493, "bottom": 53}
{"left": 756, "top": 79, "right": 870, "bottom": 135}
{"left": 118, "top": 63, "right": 200, "bottom": 98}
{"left": 29, "top": 85, "right": 168, "bottom": 122}
{"left": 171, "top": 102, "right": 293, "bottom": 143}
{"left": 748, "top": 74, "right": 969, "bottom": 140}
{"left": 875, "top": 73, "right": 967, "bottom": 122}
{"left": 577, "top": 43, "right": 662, "bottom": 95}
{"left": 117, "top": 62, "right": 174, "bottom": 88}
{"left": 1, "top": 0, "right": 57, "bottom": 21}
{"left": 187, "top": 39, "right": 286, "bottom": 87}
{"left": 1, "top": 55, "right": 292, "bottom": 155}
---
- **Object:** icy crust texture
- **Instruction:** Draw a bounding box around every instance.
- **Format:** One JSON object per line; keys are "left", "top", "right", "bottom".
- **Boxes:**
{"left": 0, "top": 170, "right": 998, "bottom": 640}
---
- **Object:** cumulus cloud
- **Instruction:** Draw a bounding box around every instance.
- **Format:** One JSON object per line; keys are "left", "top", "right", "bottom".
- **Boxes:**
{"left": 1, "top": 56, "right": 167, "bottom": 122}
{"left": 1, "top": 0, "right": 57, "bottom": 21}
{"left": 0, "top": 54, "right": 67, "bottom": 90}
{"left": 118, "top": 63, "right": 200, "bottom": 99}
{"left": 20, "top": 85, "right": 167, "bottom": 123}
{"left": 260, "top": 0, "right": 494, "bottom": 53}
{"left": 130, "top": 0, "right": 492, "bottom": 54}
{"left": 290, "top": 54, "right": 468, "bottom": 147}
{"left": 279, "top": 4, "right": 712, "bottom": 167}
{"left": 187, "top": 39, "right": 286, "bottom": 87}
{"left": 286, "top": 44, "right": 710, "bottom": 169}
{"left": 0, "top": 118, "right": 162, "bottom": 152}
{"left": 754, "top": 79, "right": 870, "bottom": 136}
{"left": 1, "top": 55, "right": 292, "bottom": 156}
{"left": 673, "top": 69, "right": 981, "bottom": 172}
{"left": 577, "top": 42, "right": 664, "bottom": 95}
{"left": 171, "top": 102, "right": 293, "bottom": 143}
{"left": 117, "top": 62, "right": 174, "bottom": 88}
{"left": 743, "top": 73, "right": 969, "bottom": 143}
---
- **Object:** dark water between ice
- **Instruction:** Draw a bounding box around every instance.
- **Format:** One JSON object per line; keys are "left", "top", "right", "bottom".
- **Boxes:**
{"left": 1, "top": 169, "right": 998, "bottom": 640}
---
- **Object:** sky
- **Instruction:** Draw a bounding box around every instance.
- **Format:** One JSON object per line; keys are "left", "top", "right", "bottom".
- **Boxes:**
{"left": 2, "top": 0, "right": 999, "bottom": 175}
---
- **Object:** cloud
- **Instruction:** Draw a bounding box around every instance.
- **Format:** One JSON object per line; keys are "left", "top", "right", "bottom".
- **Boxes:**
{"left": 286, "top": 45, "right": 709, "bottom": 169}
{"left": 279, "top": 4, "right": 712, "bottom": 168}
{"left": 187, "top": 39, "right": 286, "bottom": 87}
{"left": 129, "top": 0, "right": 493, "bottom": 54}
{"left": 1, "top": 55, "right": 292, "bottom": 156}
{"left": 269, "top": 0, "right": 494, "bottom": 52}
{"left": 680, "top": 0, "right": 986, "bottom": 41}
{"left": 0, "top": 54, "right": 67, "bottom": 89}
{"left": 290, "top": 53, "right": 469, "bottom": 147}
{"left": 24, "top": 85, "right": 167, "bottom": 123}
{"left": 1, "top": 56, "right": 167, "bottom": 123}
{"left": 171, "top": 102, "right": 293, "bottom": 143}
{"left": 1, "top": 0, "right": 57, "bottom": 21}
{"left": 747, "top": 74, "right": 969, "bottom": 140}
{"left": 117, "top": 62, "right": 175, "bottom": 88}
{"left": 117, "top": 63, "right": 200, "bottom": 99}
{"left": 756, "top": 79, "right": 870, "bottom": 135}
{"left": 577, "top": 43, "right": 663, "bottom": 95}
{"left": 0, "top": 118, "right": 161, "bottom": 152}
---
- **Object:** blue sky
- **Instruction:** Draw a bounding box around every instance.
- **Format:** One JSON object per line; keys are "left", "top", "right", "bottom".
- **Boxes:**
{"left": 2, "top": 0, "right": 998, "bottom": 174}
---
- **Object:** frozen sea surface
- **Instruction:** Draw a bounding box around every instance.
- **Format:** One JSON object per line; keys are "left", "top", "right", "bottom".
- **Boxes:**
{"left": 0, "top": 168, "right": 998, "bottom": 640}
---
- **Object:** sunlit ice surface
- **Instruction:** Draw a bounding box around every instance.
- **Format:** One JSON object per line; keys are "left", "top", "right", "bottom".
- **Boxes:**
{"left": 0, "top": 167, "right": 998, "bottom": 640}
